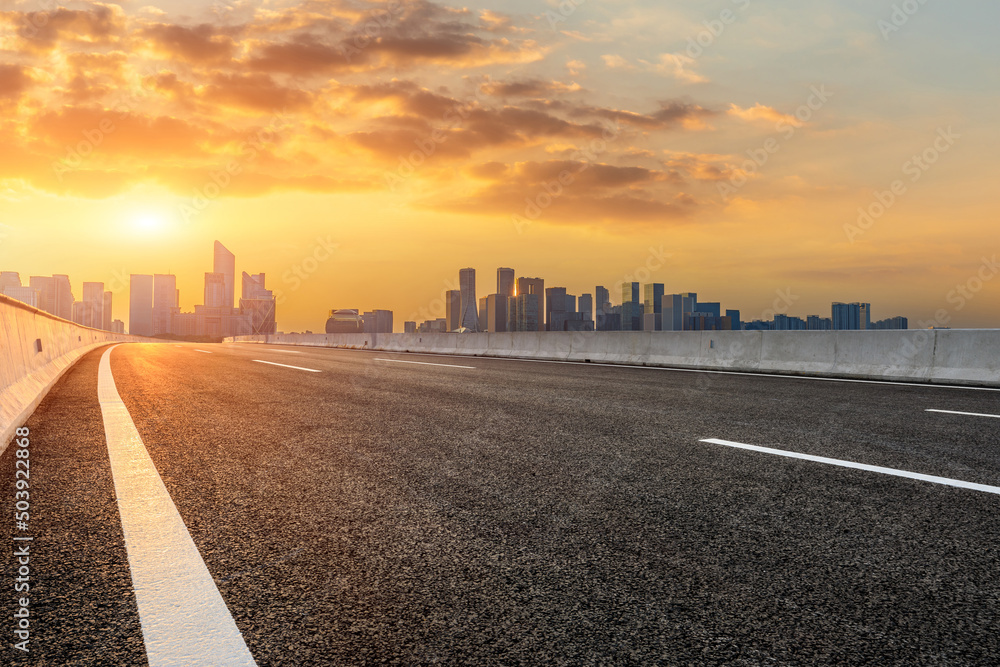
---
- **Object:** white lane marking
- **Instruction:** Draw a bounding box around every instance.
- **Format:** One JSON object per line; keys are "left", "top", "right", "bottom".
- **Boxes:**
{"left": 926, "top": 409, "right": 1000, "bottom": 419}
{"left": 700, "top": 438, "right": 1000, "bottom": 496}
{"left": 269, "top": 349, "right": 303, "bottom": 354}
{"left": 374, "top": 358, "right": 475, "bottom": 369}
{"left": 252, "top": 360, "right": 322, "bottom": 373}
{"left": 232, "top": 344, "right": 1000, "bottom": 393}
{"left": 194, "top": 350, "right": 213, "bottom": 354}
{"left": 97, "top": 346, "right": 257, "bottom": 667}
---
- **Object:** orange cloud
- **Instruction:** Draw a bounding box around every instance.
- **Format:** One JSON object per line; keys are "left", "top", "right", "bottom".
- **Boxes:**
{"left": 728, "top": 103, "right": 803, "bottom": 127}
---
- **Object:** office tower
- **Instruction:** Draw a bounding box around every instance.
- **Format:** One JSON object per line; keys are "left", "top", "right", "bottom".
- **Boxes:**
{"left": 3, "top": 286, "right": 39, "bottom": 307}
{"left": 545, "top": 287, "right": 568, "bottom": 331}
{"left": 516, "top": 277, "right": 545, "bottom": 332}
{"left": 565, "top": 294, "right": 577, "bottom": 313}
{"left": 511, "top": 293, "right": 540, "bottom": 332}
{"left": 129, "top": 274, "right": 154, "bottom": 336}
{"left": 459, "top": 268, "right": 479, "bottom": 331}
{"left": 240, "top": 272, "right": 277, "bottom": 335}
{"left": 578, "top": 294, "right": 593, "bottom": 328}
{"left": 30, "top": 275, "right": 74, "bottom": 320}
{"left": 71, "top": 301, "right": 85, "bottom": 325}
{"left": 595, "top": 286, "right": 610, "bottom": 330}
{"left": 445, "top": 290, "right": 462, "bottom": 332}
{"left": 726, "top": 309, "right": 742, "bottom": 331}
{"left": 204, "top": 272, "right": 226, "bottom": 307}
{"left": 483, "top": 294, "right": 507, "bottom": 333}
{"left": 82, "top": 282, "right": 105, "bottom": 329}
{"left": 642, "top": 283, "right": 664, "bottom": 331}
{"left": 478, "top": 296, "right": 489, "bottom": 332}
{"left": 214, "top": 241, "right": 236, "bottom": 309}
{"left": 620, "top": 282, "right": 641, "bottom": 331}
{"left": 404, "top": 321, "right": 417, "bottom": 334}
{"left": 497, "top": 268, "right": 515, "bottom": 298}
{"left": 698, "top": 302, "right": 721, "bottom": 317}
{"left": 362, "top": 310, "right": 393, "bottom": 334}
{"left": 0, "top": 272, "right": 20, "bottom": 291}
{"left": 832, "top": 302, "right": 864, "bottom": 330}
{"left": 859, "top": 303, "right": 872, "bottom": 330}
{"left": 102, "top": 291, "right": 113, "bottom": 330}
{"left": 111, "top": 320, "right": 126, "bottom": 334}
{"left": 152, "top": 274, "right": 177, "bottom": 335}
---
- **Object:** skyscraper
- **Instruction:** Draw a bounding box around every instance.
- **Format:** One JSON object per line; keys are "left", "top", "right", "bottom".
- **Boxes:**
{"left": 578, "top": 293, "right": 593, "bottom": 328}
{"left": 516, "top": 277, "right": 545, "bottom": 332}
{"left": 30, "top": 275, "right": 74, "bottom": 320}
{"left": 832, "top": 302, "right": 870, "bottom": 330}
{"left": 595, "top": 286, "right": 610, "bottom": 330}
{"left": 459, "top": 267, "right": 479, "bottom": 331}
{"left": 240, "top": 272, "right": 277, "bottom": 335}
{"left": 204, "top": 272, "right": 226, "bottom": 307}
{"left": 545, "top": 286, "right": 568, "bottom": 331}
{"left": 0, "top": 272, "right": 20, "bottom": 291}
{"left": 445, "top": 290, "right": 462, "bottom": 332}
{"left": 483, "top": 294, "right": 507, "bottom": 332}
{"left": 214, "top": 241, "right": 236, "bottom": 309}
{"left": 643, "top": 283, "right": 665, "bottom": 331}
{"left": 497, "top": 268, "right": 515, "bottom": 298}
{"left": 621, "top": 281, "right": 641, "bottom": 331}
{"left": 103, "top": 291, "right": 113, "bottom": 331}
{"left": 82, "top": 282, "right": 105, "bottom": 329}
{"left": 153, "top": 274, "right": 178, "bottom": 335}
{"left": 129, "top": 274, "right": 154, "bottom": 337}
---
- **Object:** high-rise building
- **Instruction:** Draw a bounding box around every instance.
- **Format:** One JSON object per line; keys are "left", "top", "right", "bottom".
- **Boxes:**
{"left": 643, "top": 283, "right": 664, "bottom": 331}
{"left": 30, "top": 275, "right": 74, "bottom": 320}
{"left": 726, "top": 309, "right": 742, "bottom": 331}
{"left": 240, "top": 272, "right": 277, "bottom": 335}
{"left": 595, "top": 286, "right": 610, "bottom": 330}
{"left": 516, "top": 277, "right": 545, "bottom": 332}
{"left": 545, "top": 287, "right": 568, "bottom": 331}
{"left": 214, "top": 241, "right": 236, "bottom": 309}
{"left": 578, "top": 294, "right": 593, "bottom": 329}
{"left": 459, "top": 267, "right": 479, "bottom": 331}
{"left": 111, "top": 319, "right": 126, "bottom": 334}
{"left": 510, "top": 293, "right": 540, "bottom": 332}
{"left": 204, "top": 272, "right": 226, "bottom": 307}
{"left": 484, "top": 294, "right": 507, "bottom": 333}
{"left": 0, "top": 272, "right": 21, "bottom": 291}
{"left": 832, "top": 302, "right": 869, "bottom": 330}
{"left": 620, "top": 282, "right": 641, "bottom": 331}
{"left": 445, "top": 290, "right": 462, "bottom": 332}
{"left": 129, "top": 274, "right": 154, "bottom": 337}
{"left": 497, "top": 268, "right": 515, "bottom": 298}
{"left": 363, "top": 309, "right": 393, "bottom": 334}
{"left": 152, "top": 274, "right": 178, "bottom": 335}
{"left": 3, "top": 286, "right": 39, "bottom": 307}
{"left": 82, "top": 282, "right": 105, "bottom": 329}
{"left": 103, "top": 291, "right": 113, "bottom": 331}
{"left": 404, "top": 321, "right": 417, "bottom": 334}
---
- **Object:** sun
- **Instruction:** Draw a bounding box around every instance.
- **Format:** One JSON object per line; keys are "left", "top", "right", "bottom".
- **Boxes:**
{"left": 132, "top": 212, "right": 166, "bottom": 234}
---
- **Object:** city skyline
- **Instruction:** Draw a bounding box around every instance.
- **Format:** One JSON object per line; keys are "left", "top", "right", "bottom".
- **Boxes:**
{"left": 0, "top": 1, "right": 997, "bottom": 332}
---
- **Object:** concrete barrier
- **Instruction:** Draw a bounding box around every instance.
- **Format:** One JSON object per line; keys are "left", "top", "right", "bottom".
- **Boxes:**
{"left": 1, "top": 294, "right": 153, "bottom": 451}
{"left": 228, "top": 329, "right": 1000, "bottom": 388}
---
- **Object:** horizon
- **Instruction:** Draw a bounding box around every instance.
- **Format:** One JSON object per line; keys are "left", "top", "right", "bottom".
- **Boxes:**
{"left": 1, "top": 0, "right": 998, "bottom": 331}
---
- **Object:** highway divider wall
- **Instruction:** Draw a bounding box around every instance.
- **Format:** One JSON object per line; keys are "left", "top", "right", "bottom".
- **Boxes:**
{"left": 228, "top": 329, "right": 999, "bottom": 387}
{"left": 1, "top": 294, "right": 154, "bottom": 451}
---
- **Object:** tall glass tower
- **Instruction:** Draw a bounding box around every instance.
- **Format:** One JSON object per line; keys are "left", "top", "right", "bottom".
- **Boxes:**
{"left": 459, "top": 268, "right": 479, "bottom": 331}
{"left": 214, "top": 241, "right": 236, "bottom": 309}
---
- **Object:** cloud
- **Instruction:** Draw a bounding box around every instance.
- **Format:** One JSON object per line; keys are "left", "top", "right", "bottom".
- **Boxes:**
{"left": 140, "top": 22, "right": 239, "bottom": 64}
{"left": 0, "top": 65, "right": 33, "bottom": 103}
{"left": 200, "top": 72, "right": 314, "bottom": 113}
{"left": 479, "top": 78, "right": 581, "bottom": 98}
{"left": 601, "top": 54, "right": 632, "bottom": 70}
{"left": 645, "top": 54, "right": 707, "bottom": 83}
{"left": 4, "top": 5, "right": 127, "bottom": 53}
{"left": 728, "top": 103, "right": 803, "bottom": 127}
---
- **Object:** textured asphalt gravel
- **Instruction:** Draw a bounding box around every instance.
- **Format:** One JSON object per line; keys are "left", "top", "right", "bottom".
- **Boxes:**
{"left": 3, "top": 341, "right": 999, "bottom": 665}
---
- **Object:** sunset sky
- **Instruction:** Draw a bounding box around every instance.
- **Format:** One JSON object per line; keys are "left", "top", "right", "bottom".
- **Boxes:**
{"left": 1, "top": 0, "right": 997, "bottom": 332}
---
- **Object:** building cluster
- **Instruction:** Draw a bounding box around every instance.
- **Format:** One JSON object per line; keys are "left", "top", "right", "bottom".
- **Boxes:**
{"left": 405, "top": 269, "right": 909, "bottom": 334}
{"left": 128, "top": 241, "right": 277, "bottom": 338}
{"left": 1, "top": 271, "right": 125, "bottom": 333}
{"left": 325, "top": 308, "right": 393, "bottom": 334}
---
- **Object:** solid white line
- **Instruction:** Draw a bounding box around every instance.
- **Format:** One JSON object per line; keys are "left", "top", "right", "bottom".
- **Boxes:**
{"left": 97, "top": 346, "right": 257, "bottom": 667}
{"left": 926, "top": 409, "right": 1000, "bottom": 419}
{"left": 194, "top": 350, "right": 213, "bottom": 354}
{"left": 699, "top": 438, "right": 1000, "bottom": 496}
{"left": 271, "top": 350, "right": 302, "bottom": 354}
{"left": 374, "top": 358, "right": 476, "bottom": 369}
{"left": 252, "top": 360, "right": 321, "bottom": 373}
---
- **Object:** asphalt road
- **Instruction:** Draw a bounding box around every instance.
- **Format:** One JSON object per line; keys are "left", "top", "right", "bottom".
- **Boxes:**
{"left": 3, "top": 342, "right": 1000, "bottom": 665}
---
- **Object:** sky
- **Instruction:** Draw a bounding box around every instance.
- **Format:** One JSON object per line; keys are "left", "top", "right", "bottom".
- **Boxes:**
{"left": 0, "top": 0, "right": 998, "bottom": 332}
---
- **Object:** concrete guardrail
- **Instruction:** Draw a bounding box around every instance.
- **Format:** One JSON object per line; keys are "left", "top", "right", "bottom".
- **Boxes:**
{"left": 1, "top": 294, "right": 155, "bottom": 451}
{"left": 228, "top": 329, "right": 1000, "bottom": 388}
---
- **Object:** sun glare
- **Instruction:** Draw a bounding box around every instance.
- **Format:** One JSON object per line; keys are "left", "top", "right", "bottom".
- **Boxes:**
{"left": 132, "top": 212, "right": 165, "bottom": 234}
